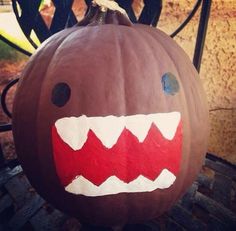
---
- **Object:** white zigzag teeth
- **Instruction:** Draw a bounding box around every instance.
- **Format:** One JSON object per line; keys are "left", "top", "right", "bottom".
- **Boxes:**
{"left": 55, "top": 112, "right": 181, "bottom": 151}
{"left": 65, "top": 169, "right": 176, "bottom": 196}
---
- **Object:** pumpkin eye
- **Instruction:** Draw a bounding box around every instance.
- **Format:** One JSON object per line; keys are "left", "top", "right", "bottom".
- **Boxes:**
{"left": 161, "top": 72, "right": 180, "bottom": 95}
{"left": 51, "top": 82, "right": 71, "bottom": 107}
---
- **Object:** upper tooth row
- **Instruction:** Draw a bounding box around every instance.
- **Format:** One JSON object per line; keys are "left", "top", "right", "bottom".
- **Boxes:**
{"left": 55, "top": 112, "right": 181, "bottom": 151}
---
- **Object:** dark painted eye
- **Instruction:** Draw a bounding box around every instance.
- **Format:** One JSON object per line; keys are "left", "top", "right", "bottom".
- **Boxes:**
{"left": 51, "top": 82, "right": 71, "bottom": 107}
{"left": 161, "top": 72, "right": 180, "bottom": 95}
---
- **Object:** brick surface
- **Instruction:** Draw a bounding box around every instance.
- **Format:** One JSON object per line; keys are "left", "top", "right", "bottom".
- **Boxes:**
{"left": 165, "top": 219, "right": 185, "bottom": 231}
{"left": 0, "top": 194, "right": 12, "bottom": 214}
{"left": 206, "top": 215, "right": 228, "bottom": 231}
{"left": 205, "top": 159, "right": 236, "bottom": 180}
{"left": 30, "top": 205, "right": 67, "bottom": 231}
{"left": 212, "top": 173, "right": 232, "bottom": 208}
{"left": 8, "top": 195, "right": 45, "bottom": 231}
{"left": 0, "top": 166, "right": 22, "bottom": 187}
{"left": 169, "top": 205, "right": 207, "bottom": 231}
{"left": 197, "top": 173, "right": 213, "bottom": 189}
{"left": 180, "top": 183, "right": 198, "bottom": 211}
{"left": 5, "top": 174, "right": 33, "bottom": 209}
{"left": 194, "top": 192, "right": 236, "bottom": 227}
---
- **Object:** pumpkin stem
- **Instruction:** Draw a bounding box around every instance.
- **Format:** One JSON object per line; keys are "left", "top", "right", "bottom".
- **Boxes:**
{"left": 77, "top": 0, "right": 132, "bottom": 27}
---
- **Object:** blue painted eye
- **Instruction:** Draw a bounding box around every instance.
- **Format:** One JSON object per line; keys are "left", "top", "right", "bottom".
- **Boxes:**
{"left": 161, "top": 72, "right": 180, "bottom": 95}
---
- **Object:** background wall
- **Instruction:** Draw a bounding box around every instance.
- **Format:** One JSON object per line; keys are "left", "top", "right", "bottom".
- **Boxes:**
{"left": 163, "top": 0, "right": 235, "bottom": 163}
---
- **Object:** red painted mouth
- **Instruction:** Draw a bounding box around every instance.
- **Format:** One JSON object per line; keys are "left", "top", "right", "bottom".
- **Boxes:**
{"left": 52, "top": 113, "right": 182, "bottom": 196}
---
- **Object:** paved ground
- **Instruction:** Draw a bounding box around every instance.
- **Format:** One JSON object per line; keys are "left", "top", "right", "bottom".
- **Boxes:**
{"left": 0, "top": 153, "right": 236, "bottom": 231}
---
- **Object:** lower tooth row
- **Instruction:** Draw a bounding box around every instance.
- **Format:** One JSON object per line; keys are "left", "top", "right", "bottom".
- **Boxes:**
{"left": 65, "top": 169, "right": 176, "bottom": 196}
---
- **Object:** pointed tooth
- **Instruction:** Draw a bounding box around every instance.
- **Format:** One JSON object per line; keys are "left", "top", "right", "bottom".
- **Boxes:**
{"left": 55, "top": 116, "right": 89, "bottom": 150}
{"left": 89, "top": 116, "right": 125, "bottom": 149}
{"left": 151, "top": 112, "right": 181, "bottom": 140}
{"left": 154, "top": 169, "right": 176, "bottom": 189}
{"left": 125, "top": 114, "right": 152, "bottom": 142}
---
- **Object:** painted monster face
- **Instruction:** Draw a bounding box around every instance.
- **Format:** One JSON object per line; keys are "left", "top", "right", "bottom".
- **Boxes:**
{"left": 51, "top": 73, "right": 182, "bottom": 197}
{"left": 13, "top": 24, "right": 209, "bottom": 225}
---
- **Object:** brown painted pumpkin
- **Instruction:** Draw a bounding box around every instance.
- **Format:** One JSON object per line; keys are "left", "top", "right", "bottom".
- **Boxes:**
{"left": 12, "top": 1, "right": 209, "bottom": 227}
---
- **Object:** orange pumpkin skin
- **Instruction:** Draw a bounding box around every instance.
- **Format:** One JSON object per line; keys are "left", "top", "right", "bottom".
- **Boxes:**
{"left": 12, "top": 21, "right": 209, "bottom": 226}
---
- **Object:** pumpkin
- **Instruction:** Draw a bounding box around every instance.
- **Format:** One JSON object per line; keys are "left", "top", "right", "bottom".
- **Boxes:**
{"left": 12, "top": 1, "right": 209, "bottom": 227}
